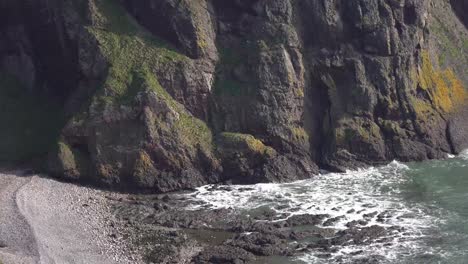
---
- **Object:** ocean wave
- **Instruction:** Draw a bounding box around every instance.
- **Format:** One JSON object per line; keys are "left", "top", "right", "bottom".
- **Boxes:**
{"left": 459, "top": 149, "right": 468, "bottom": 160}
{"left": 184, "top": 160, "right": 439, "bottom": 262}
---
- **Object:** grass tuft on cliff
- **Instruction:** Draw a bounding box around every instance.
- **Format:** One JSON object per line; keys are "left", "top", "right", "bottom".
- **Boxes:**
{"left": 89, "top": 0, "right": 186, "bottom": 106}
{"left": 0, "top": 73, "right": 64, "bottom": 163}
{"left": 219, "top": 132, "right": 276, "bottom": 157}
{"left": 84, "top": 0, "right": 214, "bottom": 151}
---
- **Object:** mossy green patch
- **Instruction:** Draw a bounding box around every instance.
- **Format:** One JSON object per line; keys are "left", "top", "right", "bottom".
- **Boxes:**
{"left": 336, "top": 128, "right": 357, "bottom": 146}
{"left": 141, "top": 73, "right": 214, "bottom": 152}
{"left": 50, "top": 141, "right": 89, "bottom": 178}
{"left": 430, "top": 16, "right": 468, "bottom": 67}
{"left": 0, "top": 73, "right": 64, "bottom": 162}
{"left": 87, "top": 0, "right": 215, "bottom": 152}
{"left": 219, "top": 132, "right": 276, "bottom": 157}
{"left": 290, "top": 126, "right": 309, "bottom": 143}
{"left": 88, "top": 0, "right": 186, "bottom": 106}
{"left": 335, "top": 119, "right": 381, "bottom": 147}
{"left": 56, "top": 142, "right": 76, "bottom": 169}
{"left": 175, "top": 114, "right": 214, "bottom": 152}
{"left": 133, "top": 150, "right": 156, "bottom": 176}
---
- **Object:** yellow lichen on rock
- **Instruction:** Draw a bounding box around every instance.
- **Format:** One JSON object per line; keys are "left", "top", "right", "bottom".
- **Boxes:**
{"left": 411, "top": 97, "right": 436, "bottom": 116}
{"left": 444, "top": 69, "right": 466, "bottom": 107}
{"left": 415, "top": 51, "right": 466, "bottom": 113}
{"left": 290, "top": 126, "right": 309, "bottom": 143}
{"left": 134, "top": 151, "right": 154, "bottom": 173}
{"left": 133, "top": 150, "right": 156, "bottom": 180}
{"left": 219, "top": 132, "right": 277, "bottom": 157}
{"left": 98, "top": 163, "right": 118, "bottom": 179}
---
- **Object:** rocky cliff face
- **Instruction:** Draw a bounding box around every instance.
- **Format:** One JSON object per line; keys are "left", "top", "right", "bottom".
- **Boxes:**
{"left": 0, "top": 0, "right": 467, "bottom": 192}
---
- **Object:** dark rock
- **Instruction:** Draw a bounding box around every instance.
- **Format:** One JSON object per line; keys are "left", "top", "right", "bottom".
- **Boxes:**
{"left": 332, "top": 225, "right": 387, "bottom": 246}
{"left": 448, "top": 106, "right": 468, "bottom": 153}
{"left": 0, "top": 0, "right": 466, "bottom": 192}
{"left": 226, "top": 233, "right": 293, "bottom": 256}
{"left": 363, "top": 212, "right": 378, "bottom": 219}
{"left": 323, "top": 216, "right": 345, "bottom": 226}
{"left": 346, "top": 220, "right": 368, "bottom": 228}
{"left": 351, "top": 255, "right": 387, "bottom": 264}
{"left": 192, "top": 246, "right": 255, "bottom": 264}
{"left": 285, "top": 214, "right": 329, "bottom": 227}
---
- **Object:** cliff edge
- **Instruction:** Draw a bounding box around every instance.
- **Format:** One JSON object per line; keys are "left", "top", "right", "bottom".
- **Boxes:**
{"left": 0, "top": 0, "right": 467, "bottom": 192}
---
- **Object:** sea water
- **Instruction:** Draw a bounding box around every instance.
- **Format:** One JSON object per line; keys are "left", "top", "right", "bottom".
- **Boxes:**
{"left": 186, "top": 150, "right": 468, "bottom": 263}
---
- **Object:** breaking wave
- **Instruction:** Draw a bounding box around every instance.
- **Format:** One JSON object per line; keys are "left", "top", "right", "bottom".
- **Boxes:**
{"left": 185, "top": 152, "right": 468, "bottom": 263}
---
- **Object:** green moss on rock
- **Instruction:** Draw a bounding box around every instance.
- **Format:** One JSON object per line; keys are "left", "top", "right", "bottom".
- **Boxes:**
{"left": 88, "top": 0, "right": 186, "bottom": 106}
{"left": 86, "top": 0, "right": 215, "bottom": 152}
{"left": 335, "top": 119, "right": 381, "bottom": 146}
{"left": 57, "top": 0, "right": 218, "bottom": 185}
{"left": 219, "top": 132, "right": 276, "bottom": 157}
{"left": 48, "top": 141, "right": 89, "bottom": 180}
{"left": 175, "top": 114, "right": 214, "bottom": 153}
{"left": 430, "top": 16, "right": 468, "bottom": 67}
{"left": 133, "top": 150, "right": 158, "bottom": 187}
{"left": 290, "top": 126, "right": 309, "bottom": 143}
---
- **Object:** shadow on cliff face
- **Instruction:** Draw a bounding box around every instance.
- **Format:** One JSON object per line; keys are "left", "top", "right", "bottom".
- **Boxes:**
{"left": 0, "top": 0, "right": 82, "bottom": 165}
{"left": 0, "top": 73, "right": 64, "bottom": 164}
{"left": 0, "top": 0, "right": 80, "bottom": 101}
{"left": 450, "top": 0, "right": 468, "bottom": 28}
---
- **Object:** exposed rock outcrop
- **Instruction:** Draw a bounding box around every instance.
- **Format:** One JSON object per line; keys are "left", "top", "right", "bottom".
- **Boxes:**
{"left": 0, "top": 0, "right": 467, "bottom": 192}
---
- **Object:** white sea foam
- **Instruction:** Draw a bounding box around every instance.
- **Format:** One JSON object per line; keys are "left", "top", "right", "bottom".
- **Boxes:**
{"left": 184, "top": 161, "right": 440, "bottom": 263}
{"left": 459, "top": 149, "right": 468, "bottom": 160}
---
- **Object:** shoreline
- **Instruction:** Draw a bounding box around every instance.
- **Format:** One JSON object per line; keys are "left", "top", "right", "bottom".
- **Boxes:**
{"left": 2, "top": 150, "right": 467, "bottom": 264}
{"left": 0, "top": 171, "right": 139, "bottom": 264}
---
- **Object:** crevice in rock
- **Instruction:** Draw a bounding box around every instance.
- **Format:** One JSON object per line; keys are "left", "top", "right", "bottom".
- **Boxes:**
{"left": 372, "top": 101, "right": 396, "bottom": 160}
{"left": 445, "top": 121, "right": 456, "bottom": 154}
{"left": 122, "top": 0, "right": 190, "bottom": 57}
{"left": 404, "top": 5, "right": 418, "bottom": 25}
{"left": 308, "top": 74, "right": 334, "bottom": 168}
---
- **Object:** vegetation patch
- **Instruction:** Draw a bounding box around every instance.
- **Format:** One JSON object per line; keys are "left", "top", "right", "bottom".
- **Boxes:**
{"left": 88, "top": 0, "right": 186, "bottom": 106}
{"left": 175, "top": 114, "right": 214, "bottom": 152}
{"left": 290, "top": 126, "right": 309, "bottom": 143}
{"left": 414, "top": 50, "right": 466, "bottom": 114}
{"left": 133, "top": 150, "right": 157, "bottom": 185}
{"left": 0, "top": 73, "right": 64, "bottom": 163}
{"left": 335, "top": 119, "right": 381, "bottom": 147}
{"left": 430, "top": 16, "right": 468, "bottom": 67}
{"left": 219, "top": 132, "right": 276, "bottom": 157}
{"left": 49, "top": 141, "right": 90, "bottom": 179}
{"left": 85, "top": 0, "right": 214, "bottom": 152}
{"left": 335, "top": 128, "right": 355, "bottom": 146}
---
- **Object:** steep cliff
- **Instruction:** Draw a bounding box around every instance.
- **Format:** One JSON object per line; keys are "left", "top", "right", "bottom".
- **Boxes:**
{"left": 0, "top": 0, "right": 467, "bottom": 192}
